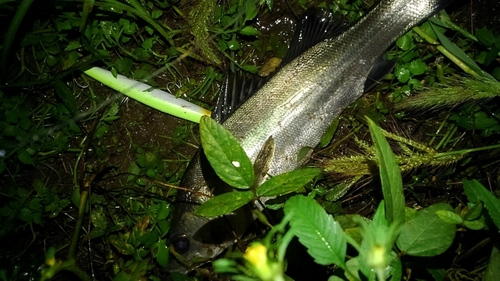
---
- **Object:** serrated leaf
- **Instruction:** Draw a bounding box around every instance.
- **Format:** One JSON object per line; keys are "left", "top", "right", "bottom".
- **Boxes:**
{"left": 395, "top": 67, "right": 410, "bottom": 83}
{"left": 435, "top": 210, "right": 462, "bottom": 224}
{"left": 397, "top": 203, "right": 456, "bottom": 256}
{"left": 483, "top": 244, "right": 500, "bottom": 281}
{"left": 154, "top": 239, "right": 169, "bottom": 267}
{"left": 463, "top": 179, "right": 500, "bottom": 229}
{"left": 200, "top": 116, "right": 254, "bottom": 189}
{"left": 284, "top": 195, "right": 346, "bottom": 266}
{"left": 257, "top": 168, "right": 320, "bottom": 197}
{"left": 194, "top": 191, "right": 253, "bottom": 218}
{"left": 367, "top": 118, "right": 405, "bottom": 225}
{"left": 408, "top": 59, "right": 426, "bottom": 75}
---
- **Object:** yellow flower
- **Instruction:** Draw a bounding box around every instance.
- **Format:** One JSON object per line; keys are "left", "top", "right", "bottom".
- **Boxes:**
{"left": 243, "top": 243, "right": 283, "bottom": 281}
{"left": 244, "top": 243, "right": 268, "bottom": 269}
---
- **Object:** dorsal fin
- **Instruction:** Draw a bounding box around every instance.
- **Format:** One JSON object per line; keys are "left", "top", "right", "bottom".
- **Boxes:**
{"left": 281, "top": 8, "right": 348, "bottom": 65}
{"left": 212, "top": 73, "right": 268, "bottom": 123}
{"left": 213, "top": 9, "right": 349, "bottom": 123}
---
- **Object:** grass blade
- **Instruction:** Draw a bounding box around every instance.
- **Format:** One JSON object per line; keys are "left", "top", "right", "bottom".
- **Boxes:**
{"left": 367, "top": 118, "right": 405, "bottom": 225}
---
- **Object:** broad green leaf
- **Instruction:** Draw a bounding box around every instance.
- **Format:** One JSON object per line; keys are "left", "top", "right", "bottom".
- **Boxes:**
{"left": 18, "top": 149, "right": 34, "bottom": 165}
{"left": 284, "top": 195, "right": 346, "bottom": 266}
{"left": 244, "top": 0, "right": 258, "bottom": 21}
{"left": 395, "top": 32, "right": 414, "bottom": 51}
{"left": 227, "top": 40, "right": 240, "bottom": 51}
{"left": 483, "top": 244, "right": 500, "bottom": 281}
{"left": 112, "top": 259, "right": 149, "bottom": 281}
{"left": 428, "top": 268, "right": 446, "bottom": 281}
{"left": 367, "top": 118, "right": 405, "bottom": 225}
{"left": 435, "top": 210, "right": 462, "bottom": 224}
{"left": 109, "top": 235, "right": 135, "bottom": 255}
{"left": 154, "top": 239, "right": 169, "bottom": 267}
{"left": 200, "top": 116, "right": 254, "bottom": 189}
{"left": 408, "top": 59, "right": 426, "bottom": 75}
{"left": 257, "top": 168, "right": 320, "bottom": 197}
{"left": 395, "top": 67, "right": 410, "bottom": 83}
{"left": 463, "top": 179, "right": 500, "bottom": 229}
{"left": 476, "top": 27, "right": 495, "bottom": 47}
{"left": 397, "top": 203, "right": 456, "bottom": 256}
{"left": 194, "top": 191, "right": 253, "bottom": 218}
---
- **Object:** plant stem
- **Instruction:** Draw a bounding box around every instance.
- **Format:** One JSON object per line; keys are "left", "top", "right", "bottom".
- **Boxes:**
{"left": 1, "top": 0, "right": 34, "bottom": 79}
{"left": 68, "top": 189, "right": 88, "bottom": 260}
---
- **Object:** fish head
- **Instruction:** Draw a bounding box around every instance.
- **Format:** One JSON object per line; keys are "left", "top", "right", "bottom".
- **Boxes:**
{"left": 167, "top": 202, "right": 233, "bottom": 272}
{"left": 167, "top": 151, "right": 254, "bottom": 272}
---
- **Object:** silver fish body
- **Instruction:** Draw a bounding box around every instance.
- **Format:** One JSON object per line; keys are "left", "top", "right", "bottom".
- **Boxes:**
{"left": 168, "top": 0, "right": 453, "bottom": 272}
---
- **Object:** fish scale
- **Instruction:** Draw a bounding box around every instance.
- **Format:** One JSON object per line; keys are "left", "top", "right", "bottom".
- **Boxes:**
{"left": 168, "top": 0, "right": 454, "bottom": 273}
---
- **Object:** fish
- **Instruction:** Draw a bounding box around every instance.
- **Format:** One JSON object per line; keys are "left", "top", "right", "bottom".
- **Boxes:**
{"left": 168, "top": 0, "right": 454, "bottom": 272}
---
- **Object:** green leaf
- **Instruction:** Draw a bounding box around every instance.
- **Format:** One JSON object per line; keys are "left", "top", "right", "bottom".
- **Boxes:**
{"left": 367, "top": 118, "right": 405, "bottom": 225}
{"left": 154, "top": 239, "right": 169, "bottom": 267}
{"left": 151, "top": 10, "right": 162, "bottom": 19}
{"left": 257, "top": 168, "right": 320, "bottom": 197}
{"left": 463, "top": 220, "right": 484, "bottom": 230}
{"left": 156, "top": 201, "right": 171, "bottom": 220}
{"left": 244, "top": 0, "right": 258, "bottom": 22}
{"left": 284, "top": 195, "right": 346, "bottom": 266}
{"left": 483, "top": 244, "right": 500, "bottom": 281}
{"left": 396, "top": 32, "right": 414, "bottom": 51}
{"left": 476, "top": 27, "right": 495, "bottom": 47}
{"left": 109, "top": 235, "right": 135, "bottom": 255}
{"left": 397, "top": 203, "right": 456, "bottom": 256}
{"left": 463, "top": 203, "right": 483, "bottom": 221}
{"left": 430, "top": 21, "right": 495, "bottom": 80}
{"left": 193, "top": 191, "right": 253, "bottom": 218}
{"left": 112, "top": 259, "right": 149, "bottom": 281}
{"left": 395, "top": 67, "right": 410, "bottom": 83}
{"left": 435, "top": 210, "right": 462, "bottom": 224}
{"left": 463, "top": 179, "right": 500, "bottom": 229}
{"left": 428, "top": 268, "right": 446, "bottom": 281}
{"left": 319, "top": 118, "right": 339, "bottom": 148}
{"left": 199, "top": 116, "right": 254, "bottom": 189}
{"left": 240, "top": 26, "right": 260, "bottom": 36}
{"left": 54, "top": 80, "right": 77, "bottom": 113}
{"left": 227, "top": 40, "right": 240, "bottom": 51}
{"left": 18, "top": 149, "right": 34, "bottom": 165}
{"left": 408, "top": 59, "right": 426, "bottom": 75}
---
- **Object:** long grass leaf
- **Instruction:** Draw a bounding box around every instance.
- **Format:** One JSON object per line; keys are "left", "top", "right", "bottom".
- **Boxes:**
{"left": 367, "top": 118, "right": 405, "bottom": 225}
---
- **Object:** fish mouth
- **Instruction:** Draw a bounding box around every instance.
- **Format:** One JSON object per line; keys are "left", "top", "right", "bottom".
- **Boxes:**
{"left": 167, "top": 206, "right": 244, "bottom": 272}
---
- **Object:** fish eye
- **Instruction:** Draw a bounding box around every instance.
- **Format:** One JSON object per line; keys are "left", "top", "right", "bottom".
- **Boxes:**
{"left": 172, "top": 235, "right": 190, "bottom": 254}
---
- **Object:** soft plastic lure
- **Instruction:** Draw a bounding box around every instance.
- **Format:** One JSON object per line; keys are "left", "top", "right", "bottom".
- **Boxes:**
{"left": 84, "top": 67, "right": 211, "bottom": 123}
